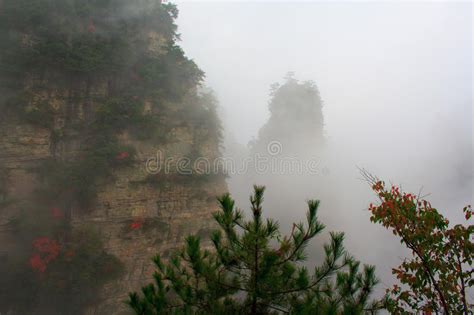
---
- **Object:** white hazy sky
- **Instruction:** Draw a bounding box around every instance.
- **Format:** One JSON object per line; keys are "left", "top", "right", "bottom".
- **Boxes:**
{"left": 175, "top": 0, "right": 472, "bottom": 143}
{"left": 174, "top": 0, "right": 473, "bottom": 204}
{"left": 173, "top": 0, "right": 473, "bottom": 291}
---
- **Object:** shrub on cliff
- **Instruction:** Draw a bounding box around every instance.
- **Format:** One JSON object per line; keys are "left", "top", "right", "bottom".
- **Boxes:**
{"left": 128, "top": 186, "right": 386, "bottom": 314}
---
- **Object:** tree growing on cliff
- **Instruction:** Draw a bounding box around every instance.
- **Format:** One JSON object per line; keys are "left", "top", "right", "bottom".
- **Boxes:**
{"left": 128, "top": 186, "right": 386, "bottom": 314}
{"left": 250, "top": 73, "right": 325, "bottom": 157}
{"left": 361, "top": 170, "right": 473, "bottom": 314}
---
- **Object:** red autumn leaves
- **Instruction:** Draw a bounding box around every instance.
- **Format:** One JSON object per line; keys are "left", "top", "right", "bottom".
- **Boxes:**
{"left": 368, "top": 180, "right": 473, "bottom": 313}
{"left": 29, "top": 236, "right": 77, "bottom": 274}
{"left": 130, "top": 219, "right": 143, "bottom": 230}
{"left": 464, "top": 205, "right": 472, "bottom": 220}
{"left": 29, "top": 208, "right": 64, "bottom": 272}
{"left": 29, "top": 207, "right": 72, "bottom": 273}
{"left": 368, "top": 181, "right": 446, "bottom": 235}
{"left": 29, "top": 237, "right": 61, "bottom": 273}
{"left": 116, "top": 151, "right": 130, "bottom": 160}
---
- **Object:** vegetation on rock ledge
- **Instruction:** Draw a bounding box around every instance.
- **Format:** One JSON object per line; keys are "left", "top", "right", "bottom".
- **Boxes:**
{"left": 0, "top": 1, "right": 223, "bottom": 313}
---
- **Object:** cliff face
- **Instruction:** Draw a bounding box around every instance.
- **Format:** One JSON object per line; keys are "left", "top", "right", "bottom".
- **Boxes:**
{"left": 0, "top": 1, "right": 225, "bottom": 314}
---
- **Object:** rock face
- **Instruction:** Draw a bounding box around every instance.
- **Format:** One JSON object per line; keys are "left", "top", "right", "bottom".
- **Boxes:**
{"left": 0, "top": 119, "right": 225, "bottom": 315}
{"left": 82, "top": 131, "right": 225, "bottom": 314}
{"left": 0, "top": 1, "right": 226, "bottom": 314}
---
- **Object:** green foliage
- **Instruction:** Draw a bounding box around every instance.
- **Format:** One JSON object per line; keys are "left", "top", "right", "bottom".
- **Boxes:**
{"left": 0, "top": 0, "right": 183, "bottom": 75}
{"left": 137, "top": 46, "right": 204, "bottom": 100}
{"left": 128, "top": 186, "right": 386, "bottom": 314}
{"left": 0, "top": 91, "right": 56, "bottom": 128}
{"left": 362, "top": 170, "right": 474, "bottom": 314}
{"left": 189, "top": 90, "right": 223, "bottom": 144}
{"left": 0, "top": 0, "right": 202, "bottom": 101}
{"left": 93, "top": 97, "right": 146, "bottom": 133}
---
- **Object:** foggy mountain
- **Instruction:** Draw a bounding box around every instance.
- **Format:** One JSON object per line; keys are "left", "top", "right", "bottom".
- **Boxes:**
{"left": 176, "top": 0, "right": 473, "bottom": 304}
{"left": 0, "top": 0, "right": 472, "bottom": 314}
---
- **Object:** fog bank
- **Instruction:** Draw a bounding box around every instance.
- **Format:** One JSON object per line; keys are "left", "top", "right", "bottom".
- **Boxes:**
{"left": 175, "top": 0, "right": 472, "bottom": 295}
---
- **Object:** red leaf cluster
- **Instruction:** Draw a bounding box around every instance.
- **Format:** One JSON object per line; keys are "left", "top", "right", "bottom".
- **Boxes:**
{"left": 368, "top": 181, "right": 473, "bottom": 313}
{"left": 130, "top": 219, "right": 143, "bottom": 230}
{"left": 116, "top": 151, "right": 130, "bottom": 160}
{"left": 29, "top": 254, "right": 47, "bottom": 273}
{"left": 29, "top": 237, "right": 61, "bottom": 273}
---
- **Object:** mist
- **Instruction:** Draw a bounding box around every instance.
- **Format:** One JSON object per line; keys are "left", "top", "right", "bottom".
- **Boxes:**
{"left": 175, "top": 0, "right": 473, "bottom": 295}
{"left": 0, "top": 0, "right": 472, "bottom": 312}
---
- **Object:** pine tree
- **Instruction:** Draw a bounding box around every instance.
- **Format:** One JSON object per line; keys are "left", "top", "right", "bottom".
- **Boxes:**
{"left": 127, "top": 186, "right": 386, "bottom": 314}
